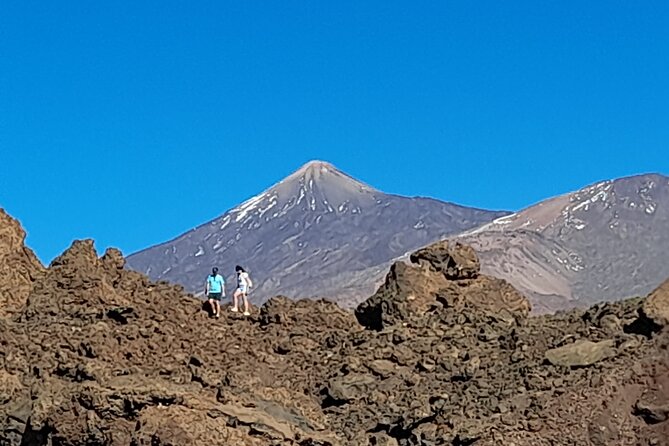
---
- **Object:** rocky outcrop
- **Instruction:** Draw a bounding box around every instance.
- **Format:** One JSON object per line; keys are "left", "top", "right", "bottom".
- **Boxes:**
{"left": 356, "top": 240, "right": 530, "bottom": 330}
{"left": 0, "top": 221, "right": 667, "bottom": 445}
{"left": 0, "top": 209, "right": 44, "bottom": 317}
{"left": 409, "top": 240, "right": 480, "bottom": 280}
{"left": 1, "top": 236, "right": 342, "bottom": 445}
{"left": 643, "top": 278, "right": 669, "bottom": 329}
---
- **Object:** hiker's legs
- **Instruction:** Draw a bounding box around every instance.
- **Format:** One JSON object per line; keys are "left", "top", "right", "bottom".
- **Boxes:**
{"left": 243, "top": 293, "right": 250, "bottom": 315}
{"left": 214, "top": 299, "right": 221, "bottom": 316}
{"left": 232, "top": 289, "right": 241, "bottom": 311}
{"left": 207, "top": 299, "right": 215, "bottom": 317}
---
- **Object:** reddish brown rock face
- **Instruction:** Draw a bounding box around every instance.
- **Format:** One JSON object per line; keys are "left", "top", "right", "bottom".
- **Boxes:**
{"left": 410, "top": 240, "right": 481, "bottom": 280}
{"left": 0, "top": 209, "right": 44, "bottom": 317}
{"left": 0, "top": 212, "right": 667, "bottom": 446}
{"left": 356, "top": 240, "right": 531, "bottom": 330}
{"left": 643, "top": 279, "right": 669, "bottom": 329}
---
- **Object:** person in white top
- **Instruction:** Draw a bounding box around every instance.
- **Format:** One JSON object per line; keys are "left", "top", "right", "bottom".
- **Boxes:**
{"left": 232, "top": 265, "right": 253, "bottom": 316}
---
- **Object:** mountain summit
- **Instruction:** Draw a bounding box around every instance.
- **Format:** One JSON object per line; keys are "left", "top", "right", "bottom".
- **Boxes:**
{"left": 227, "top": 160, "right": 378, "bottom": 224}
{"left": 127, "top": 161, "right": 507, "bottom": 305}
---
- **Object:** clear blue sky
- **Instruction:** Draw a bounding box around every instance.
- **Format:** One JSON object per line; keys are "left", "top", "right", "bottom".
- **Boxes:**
{"left": 1, "top": 1, "right": 667, "bottom": 264}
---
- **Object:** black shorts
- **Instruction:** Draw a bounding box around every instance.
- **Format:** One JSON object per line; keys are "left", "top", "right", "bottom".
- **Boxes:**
{"left": 208, "top": 292, "right": 222, "bottom": 301}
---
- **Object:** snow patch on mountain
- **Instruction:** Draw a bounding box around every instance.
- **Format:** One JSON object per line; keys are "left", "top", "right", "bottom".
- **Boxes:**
{"left": 235, "top": 193, "right": 268, "bottom": 222}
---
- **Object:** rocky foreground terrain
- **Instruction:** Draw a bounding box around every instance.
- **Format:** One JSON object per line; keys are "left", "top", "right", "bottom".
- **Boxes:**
{"left": 1, "top": 208, "right": 669, "bottom": 445}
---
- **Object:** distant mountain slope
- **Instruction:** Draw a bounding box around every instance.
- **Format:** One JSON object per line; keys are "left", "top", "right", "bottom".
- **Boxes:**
{"left": 126, "top": 161, "right": 507, "bottom": 306}
{"left": 459, "top": 173, "right": 669, "bottom": 313}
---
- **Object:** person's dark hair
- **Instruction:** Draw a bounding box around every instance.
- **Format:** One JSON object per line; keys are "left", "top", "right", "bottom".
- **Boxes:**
{"left": 212, "top": 267, "right": 219, "bottom": 275}
{"left": 235, "top": 265, "right": 245, "bottom": 273}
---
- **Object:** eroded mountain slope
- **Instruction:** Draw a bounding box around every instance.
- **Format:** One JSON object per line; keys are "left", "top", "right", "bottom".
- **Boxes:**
{"left": 460, "top": 173, "right": 669, "bottom": 312}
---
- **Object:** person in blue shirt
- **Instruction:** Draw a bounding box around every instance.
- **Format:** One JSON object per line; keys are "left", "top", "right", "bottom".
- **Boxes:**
{"left": 204, "top": 267, "right": 225, "bottom": 319}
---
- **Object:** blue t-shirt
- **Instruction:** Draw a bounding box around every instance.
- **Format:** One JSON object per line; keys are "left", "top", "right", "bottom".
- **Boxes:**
{"left": 207, "top": 274, "right": 224, "bottom": 293}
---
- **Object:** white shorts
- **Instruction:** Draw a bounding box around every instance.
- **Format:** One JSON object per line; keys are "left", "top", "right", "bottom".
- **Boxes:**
{"left": 237, "top": 285, "right": 247, "bottom": 294}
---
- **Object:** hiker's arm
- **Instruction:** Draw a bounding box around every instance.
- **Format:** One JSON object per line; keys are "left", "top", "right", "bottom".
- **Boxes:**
{"left": 204, "top": 280, "right": 209, "bottom": 295}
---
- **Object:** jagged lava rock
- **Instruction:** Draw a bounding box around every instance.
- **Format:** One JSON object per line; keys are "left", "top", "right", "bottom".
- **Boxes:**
{"left": 260, "top": 295, "right": 358, "bottom": 331}
{"left": 356, "top": 239, "right": 531, "bottom": 330}
{"left": 410, "top": 240, "right": 480, "bottom": 280}
{"left": 0, "top": 236, "right": 345, "bottom": 445}
{"left": 0, "top": 211, "right": 667, "bottom": 446}
{"left": 21, "top": 240, "right": 132, "bottom": 323}
{"left": 0, "top": 209, "right": 44, "bottom": 317}
{"left": 643, "top": 278, "right": 669, "bottom": 329}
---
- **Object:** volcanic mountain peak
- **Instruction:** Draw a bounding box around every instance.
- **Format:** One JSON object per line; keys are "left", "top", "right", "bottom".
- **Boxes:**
{"left": 469, "top": 173, "right": 669, "bottom": 235}
{"left": 226, "top": 161, "right": 377, "bottom": 227}
{"left": 127, "top": 162, "right": 506, "bottom": 305}
{"left": 275, "top": 160, "right": 377, "bottom": 206}
{"left": 282, "top": 160, "right": 345, "bottom": 182}
{"left": 294, "top": 160, "right": 373, "bottom": 187}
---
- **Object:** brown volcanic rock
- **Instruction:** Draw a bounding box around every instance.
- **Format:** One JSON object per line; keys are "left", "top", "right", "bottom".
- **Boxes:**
{"left": 21, "top": 240, "right": 124, "bottom": 323}
{"left": 355, "top": 261, "right": 449, "bottom": 330}
{"left": 0, "top": 221, "right": 667, "bottom": 445}
{"left": 409, "top": 240, "right": 480, "bottom": 280}
{"left": 0, "top": 209, "right": 44, "bottom": 317}
{"left": 260, "top": 295, "right": 357, "bottom": 331}
{"left": 356, "top": 241, "right": 530, "bottom": 330}
{"left": 643, "top": 278, "right": 669, "bottom": 329}
{"left": 544, "top": 339, "right": 616, "bottom": 367}
{"left": 0, "top": 239, "right": 341, "bottom": 445}
{"left": 347, "top": 291, "right": 667, "bottom": 445}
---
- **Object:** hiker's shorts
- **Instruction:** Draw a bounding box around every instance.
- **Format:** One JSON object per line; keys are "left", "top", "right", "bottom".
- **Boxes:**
{"left": 208, "top": 292, "right": 222, "bottom": 301}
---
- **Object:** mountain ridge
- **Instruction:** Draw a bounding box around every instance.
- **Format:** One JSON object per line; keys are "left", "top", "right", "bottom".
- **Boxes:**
{"left": 129, "top": 163, "right": 669, "bottom": 313}
{"left": 127, "top": 161, "right": 508, "bottom": 305}
{"left": 457, "top": 172, "right": 669, "bottom": 312}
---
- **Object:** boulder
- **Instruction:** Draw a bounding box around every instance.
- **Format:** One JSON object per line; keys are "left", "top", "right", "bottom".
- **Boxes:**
{"left": 544, "top": 340, "right": 616, "bottom": 368}
{"left": 356, "top": 241, "right": 530, "bottom": 329}
{"left": 634, "top": 400, "right": 669, "bottom": 424}
{"left": 436, "top": 275, "right": 532, "bottom": 319}
{"left": 324, "top": 374, "right": 376, "bottom": 405}
{"left": 356, "top": 261, "right": 450, "bottom": 329}
{"left": 642, "top": 278, "right": 669, "bottom": 329}
{"left": 410, "top": 240, "right": 480, "bottom": 280}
